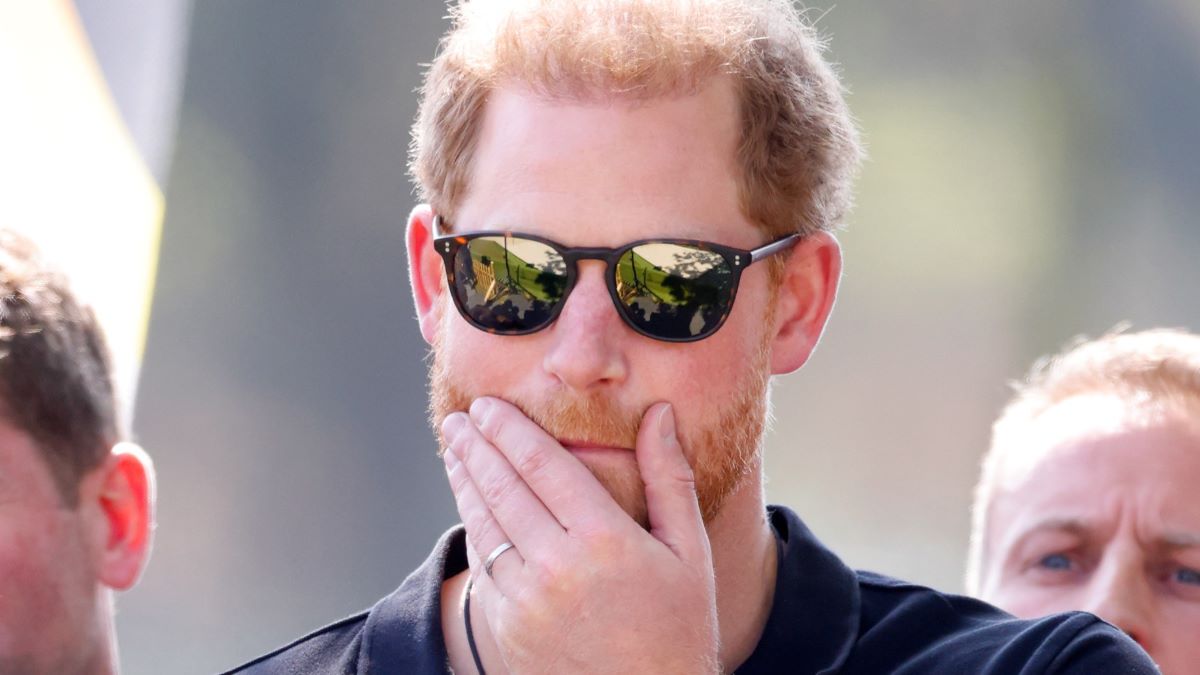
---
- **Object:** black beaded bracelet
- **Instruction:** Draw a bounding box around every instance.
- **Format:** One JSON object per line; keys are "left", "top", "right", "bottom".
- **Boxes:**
{"left": 463, "top": 575, "right": 488, "bottom": 675}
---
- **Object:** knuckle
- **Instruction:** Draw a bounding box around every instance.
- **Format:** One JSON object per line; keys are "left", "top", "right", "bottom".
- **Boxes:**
{"left": 451, "top": 431, "right": 475, "bottom": 461}
{"left": 511, "top": 582, "right": 553, "bottom": 627}
{"left": 446, "top": 462, "right": 471, "bottom": 493}
{"left": 479, "top": 472, "right": 518, "bottom": 506}
{"left": 582, "top": 528, "right": 626, "bottom": 562}
{"left": 529, "top": 555, "right": 564, "bottom": 588}
{"left": 524, "top": 553, "right": 581, "bottom": 604}
{"left": 513, "top": 443, "right": 553, "bottom": 480}
{"left": 465, "top": 514, "right": 500, "bottom": 549}
{"left": 479, "top": 404, "right": 506, "bottom": 440}
{"left": 664, "top": 462, "right": 697, "bottom": 492}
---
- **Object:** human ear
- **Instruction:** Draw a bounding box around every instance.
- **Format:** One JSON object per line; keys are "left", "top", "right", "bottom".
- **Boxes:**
{"left": 88, "top": 442, "right": 156, "bottom": 590}
{"left": 767, "top": 231, "right": 842, "bottom": 375}
{"left": 406, "top": 203, "right": 446, "bottom": 345}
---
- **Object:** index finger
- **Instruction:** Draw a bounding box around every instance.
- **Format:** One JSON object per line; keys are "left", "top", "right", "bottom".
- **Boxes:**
{"left": 469, "top": 397, "right": 630, "bottom": 532}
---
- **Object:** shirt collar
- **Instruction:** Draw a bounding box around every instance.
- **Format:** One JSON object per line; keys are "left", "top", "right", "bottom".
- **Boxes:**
{"left": 736, "top": 505, "right": 861, "bottom": 674}
{"left": 362, "top": 525, "right": 468, "bottom": 673}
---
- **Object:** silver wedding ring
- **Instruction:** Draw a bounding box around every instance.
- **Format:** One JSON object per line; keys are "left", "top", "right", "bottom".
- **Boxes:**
{"left": 483, "top": 541, "right": 515, "bottom": 578}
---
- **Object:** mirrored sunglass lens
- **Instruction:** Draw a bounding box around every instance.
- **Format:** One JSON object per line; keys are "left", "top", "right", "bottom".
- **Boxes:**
{"left": 614, "top": 243, "right": 734, "bottom": 339}
{"left": 452, "top": 235, "right": 568, "bottom": 332}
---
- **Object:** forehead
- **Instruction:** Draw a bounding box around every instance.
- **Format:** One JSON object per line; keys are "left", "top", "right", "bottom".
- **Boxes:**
{"left": 455, "top": 79, "right": 758, "bottom": 247}
{"left": 989, "top": 397, "right": 1200, "bottom": 541}
{"left": 996, "top": 394, "right": 1200, "bottom": 487}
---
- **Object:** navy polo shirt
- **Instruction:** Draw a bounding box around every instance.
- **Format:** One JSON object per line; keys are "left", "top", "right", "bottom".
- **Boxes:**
{"left": 225, "top": 506, "right": 1156, "bottom": 674}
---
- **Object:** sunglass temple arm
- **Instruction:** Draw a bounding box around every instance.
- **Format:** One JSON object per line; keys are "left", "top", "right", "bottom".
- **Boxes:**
{"left": 748, "top": 233, "right": 802, "bottom": 265}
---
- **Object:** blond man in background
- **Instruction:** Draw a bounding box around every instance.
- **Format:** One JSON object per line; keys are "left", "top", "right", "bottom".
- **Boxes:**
{"left": 970, "top": 328, "right": 1200, "bottom": 674}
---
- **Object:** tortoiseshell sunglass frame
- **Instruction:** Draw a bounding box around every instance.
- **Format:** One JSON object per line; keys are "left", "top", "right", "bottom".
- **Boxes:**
{"left": 431, "top": 215, "right": 801, "bottom": 343}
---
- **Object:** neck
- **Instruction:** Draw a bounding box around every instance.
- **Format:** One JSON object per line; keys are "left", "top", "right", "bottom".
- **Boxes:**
{"left": 441, "top": 462, "right": 777, "bottom": 674}
{"left": 706, "top": 462, "right": 779, "bottom": 669}
{"left": 89, "top": 590, "right": 120, "bottom": 675}
{"left": 42, "top": 590, "right": 119, "bottom": 675}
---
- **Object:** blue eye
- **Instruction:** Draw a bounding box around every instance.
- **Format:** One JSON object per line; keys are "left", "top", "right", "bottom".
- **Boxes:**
{"left": 1037, "top": 554, "right": 1072, "bottom": 571}
{"left": 1176, "top": 568, "right": 1200, "bottom": 586}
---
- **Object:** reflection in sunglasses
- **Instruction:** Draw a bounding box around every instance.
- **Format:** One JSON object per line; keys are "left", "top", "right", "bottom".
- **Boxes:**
{"left": 458, "top": 236, "right": 566, "bottom": 328}
{"left": 616, "top": 244, "right": 729, "bottom": 337}
{"left": 436, "top": 224, "right": 787, "bottom": 341}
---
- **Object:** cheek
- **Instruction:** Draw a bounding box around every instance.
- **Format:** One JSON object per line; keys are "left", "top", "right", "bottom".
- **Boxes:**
{"left": 0, "top": 512, "right": 95, "bottom": 658}
{"left": 440, "top": 323, "right": 537, "bottom": 392}
{"left": 1156, "top": 613, "right": 1200, "bottom": 674}
{"left": 657, "top": 338, "right": 766, "bottom": 434}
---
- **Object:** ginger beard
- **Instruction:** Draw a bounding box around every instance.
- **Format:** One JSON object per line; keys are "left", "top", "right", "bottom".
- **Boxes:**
{"left": 428, "top": 324, "right": 772, "bottom": 528}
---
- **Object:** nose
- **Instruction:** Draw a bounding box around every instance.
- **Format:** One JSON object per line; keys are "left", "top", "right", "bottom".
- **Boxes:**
{"left": 1082, "top": 552, "right": 1155, "bottom": 652}
{"left": 541, "top": 262, "right": 629, "bottom": 392}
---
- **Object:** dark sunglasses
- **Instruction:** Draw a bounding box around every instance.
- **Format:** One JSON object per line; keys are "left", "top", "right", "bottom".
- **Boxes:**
{"left": 432, "top": 215, "right": 800, "bottom": 342}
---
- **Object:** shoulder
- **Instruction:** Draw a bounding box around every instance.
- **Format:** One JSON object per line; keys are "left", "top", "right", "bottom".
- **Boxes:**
{"left": 758, "top": 506, "right": 1154, "bottom": 673}
{"left": 219, "top": 612, "right": 368, "bottom": 675}
{"left": 220, "top": 525, "right": 467, "bottom": 675}
{"left": 848, "top": 571, "right": 1155, "bottom": 674}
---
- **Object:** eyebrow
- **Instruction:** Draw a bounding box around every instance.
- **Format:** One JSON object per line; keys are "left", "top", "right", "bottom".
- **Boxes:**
{"left": 998, "top": 517, "right": 1090, "bottom": 565}
{"left": 1160, "top": 531, "right": 1200, "bottom": 549}
{"left": 1011, "top": 520, "right": 1200, "bottom": 552}
{"left": 1019, "top": 517, "right": 1092, "bottom": 537}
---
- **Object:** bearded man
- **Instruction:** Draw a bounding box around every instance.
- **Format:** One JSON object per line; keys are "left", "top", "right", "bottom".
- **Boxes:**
{"left": 229, "top": 1, "right": 1155, "bottom": 673}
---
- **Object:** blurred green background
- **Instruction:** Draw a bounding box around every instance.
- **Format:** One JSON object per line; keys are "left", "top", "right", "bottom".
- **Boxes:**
{"left": 87, "top": 2, "right": 1200, "bottom": 673}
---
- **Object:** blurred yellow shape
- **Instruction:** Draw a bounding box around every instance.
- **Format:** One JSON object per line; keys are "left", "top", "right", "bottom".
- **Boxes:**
{"left": 0, "top": 0, "right": 163, "bottom": 426}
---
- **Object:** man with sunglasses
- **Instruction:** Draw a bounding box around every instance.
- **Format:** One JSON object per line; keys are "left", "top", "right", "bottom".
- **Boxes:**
{"left": 229, "top": 1, "right": 1155, "bottom": 673}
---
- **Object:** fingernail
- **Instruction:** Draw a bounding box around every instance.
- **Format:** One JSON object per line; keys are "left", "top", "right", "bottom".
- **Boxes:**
{"left": 658, "top": 404, "right": 675, "bottom": 440}
{"left": 442, "top": 412, "right": 467, "bottom": 443}
{"left": 468, "top": 397, "right": 492, "bottom": 423}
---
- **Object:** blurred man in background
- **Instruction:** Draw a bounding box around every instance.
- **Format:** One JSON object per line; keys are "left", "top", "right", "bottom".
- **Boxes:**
{"left": 969, "top": 328, "right": 1200, "bottom": 674}
{"left": 0, "top": 230, "right": 156, "bottom": 674}
{"left": 231, "top": 1, "right": 1153, "bottom": 672}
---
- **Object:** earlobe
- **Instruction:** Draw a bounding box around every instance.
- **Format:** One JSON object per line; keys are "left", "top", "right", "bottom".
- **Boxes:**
{"left": 407, "top": 204, "right": 446, "bottom": 345}
{"left": 90, "top": 442, "right": 156, "bottom": 591}
{"left": 768, "top": 232, "right": 842, "bottom": 375}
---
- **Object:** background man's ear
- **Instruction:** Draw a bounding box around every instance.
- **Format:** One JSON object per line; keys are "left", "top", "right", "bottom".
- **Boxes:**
{"left": 88, "top": 442, "right": 157, "bottom": 590}
{"left": 406, "top": 204, "right": 445, "bottom": 345}
{"left": 768, "top": 232, "right": 842, "bottom": 375}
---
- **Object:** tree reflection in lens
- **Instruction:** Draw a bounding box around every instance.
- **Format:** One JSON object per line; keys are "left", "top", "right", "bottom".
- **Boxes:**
{"left": 616, "top": 244, "right": 731, "bottom": 338}
{"left": 457, "top": 236, "right": 567, "bottom": 331}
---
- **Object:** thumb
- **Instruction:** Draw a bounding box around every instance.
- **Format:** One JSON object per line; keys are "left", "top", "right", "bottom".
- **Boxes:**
{"left": 636, "top": 403, "right": 709, "bottom": 564}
